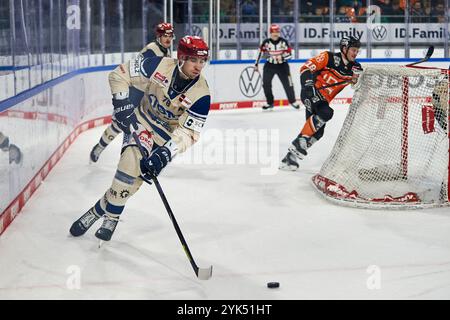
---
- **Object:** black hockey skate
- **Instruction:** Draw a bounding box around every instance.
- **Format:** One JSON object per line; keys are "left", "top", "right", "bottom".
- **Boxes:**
{"left": 262, "top": 103, "right": 274, "bottom": 111}
{"left": 290, "top": 102, "right": 300, "bottom": 109}
{"left": 95, "top": 214, "right": 120, "bottom": 241}
{"left": 0, "top": 136, "right": 9, "bottom": 151}
{"left": 288, "top": 136, "right": 309, "bottom": 160}
{"left": 90, "top": 143, "right": 105, "bottom": 163}
{"left": 70, "top": 208, "right": 101, "bottom": 236}
{"left": 279, "top": 152, "right": 299, "bottom": 171}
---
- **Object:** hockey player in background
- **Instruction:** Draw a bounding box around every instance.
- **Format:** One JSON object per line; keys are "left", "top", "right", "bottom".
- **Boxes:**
{"left": 431, "top": 75, "right": 448, "bottom": 132}
{"left": 89, "top": 22, "right": 175, "bottom": 163}
{"left": 0, "top": 132, "right": 22, "bottom": 165}
{"left": 70, "top": 36, "right": 211, "bottom": 242}
{"left": 254, "top": 24, "right": 300, "bottom": 111}
{"left": 280, "top": 36, "right": 363, "bottom": 171}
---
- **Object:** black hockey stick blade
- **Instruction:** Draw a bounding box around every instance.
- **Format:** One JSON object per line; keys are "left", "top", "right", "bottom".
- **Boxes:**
{"left": 406, "top": 46, "right": 434, "bottom": 66}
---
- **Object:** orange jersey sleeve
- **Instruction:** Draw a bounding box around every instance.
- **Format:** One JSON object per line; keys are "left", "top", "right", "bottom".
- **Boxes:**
{"left": 300, "top": 51, "right": 329, "bottom": 74}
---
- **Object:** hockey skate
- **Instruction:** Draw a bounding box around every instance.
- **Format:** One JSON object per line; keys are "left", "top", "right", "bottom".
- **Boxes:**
{"left": 279, "top": 151, "right": 299, "bottom": 171}
{"left": 95, "top": 214, "right": 120, "bottom": 242}
{"left": 70, "top": 208, "right": 102, "bottom": 236}
{"left": 8, "top": 144, "right": 22, "bottom": 165}
{"left": 290, "top": 102, "right": 300, "bottom": 109}
{"left": 262, "top": 103, "right": 274, "bottom": 111}
{"left": 288, "top": 135, "right": 309, "bottom": 160}
{"left": 0, "top": 136, "right": 9, "bottom": 151}
{"left": 90, "top": 143, "right": 105, "bottom": 163}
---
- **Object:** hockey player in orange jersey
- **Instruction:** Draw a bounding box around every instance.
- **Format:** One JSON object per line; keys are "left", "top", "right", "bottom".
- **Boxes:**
{"left": 89, "top": 22, "right": 175, "bottom": 163}
{"left": 280, "top": 36, "right": 363, "bottom": 171}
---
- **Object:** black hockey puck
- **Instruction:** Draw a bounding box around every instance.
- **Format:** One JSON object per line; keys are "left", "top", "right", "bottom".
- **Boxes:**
{"left": 267, "top": 282, "right": 280, "bottom": 288}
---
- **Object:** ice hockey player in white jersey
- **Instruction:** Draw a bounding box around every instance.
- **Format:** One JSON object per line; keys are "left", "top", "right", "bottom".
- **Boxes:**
{"left": 89, "top": 22, "right": 175, "bottom": 163}
{"left": 70, "top": 35, "right": 211, "bottom": 241}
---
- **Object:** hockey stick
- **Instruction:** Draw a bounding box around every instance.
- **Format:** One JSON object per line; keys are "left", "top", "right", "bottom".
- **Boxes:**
{"left": 406, "top": 45, "right": 434, "bottom": 66}
{"left": 317, "top": 80, "right": 351, "bottom": 90}
{"left": 132, "top": 132, "right": 213, "bottom": 280}
{"left": 317, "top": 46, "right": 435, "bottom": 91}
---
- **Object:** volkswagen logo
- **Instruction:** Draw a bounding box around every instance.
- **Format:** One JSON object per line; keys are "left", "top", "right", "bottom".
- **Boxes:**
{"left": 372, "top": 25, "right": 387, "bottom": 41}
{"left": 190, "top": 25, "right": 202, "bottom": 37}
{"left": 384, "top": 48, "right": 392, "bottom": 57}
{"left": 281, "top": 25, "right": 295, "bottom": 41}
{"left": 239, "top": 66, "right": 262, "bottom": 98}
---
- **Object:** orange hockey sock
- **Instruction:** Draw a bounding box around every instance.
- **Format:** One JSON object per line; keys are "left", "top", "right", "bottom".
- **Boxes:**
{"left": 300, "top": 116, "right": 317, "bottom": 137}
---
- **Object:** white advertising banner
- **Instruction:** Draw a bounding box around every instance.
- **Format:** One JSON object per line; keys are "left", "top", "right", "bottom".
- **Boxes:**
{"left": 191, "top": 23, "right": 449, "bottom": 44}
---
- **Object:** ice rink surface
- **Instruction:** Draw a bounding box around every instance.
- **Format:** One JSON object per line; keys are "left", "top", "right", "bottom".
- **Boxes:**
{"left": 1, "top": 106, "right": 449, "bottom": 300}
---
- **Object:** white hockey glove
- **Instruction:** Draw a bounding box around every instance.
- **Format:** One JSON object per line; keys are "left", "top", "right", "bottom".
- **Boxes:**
{"left": 351, "top": 65, "right": 364, "bottom": 90}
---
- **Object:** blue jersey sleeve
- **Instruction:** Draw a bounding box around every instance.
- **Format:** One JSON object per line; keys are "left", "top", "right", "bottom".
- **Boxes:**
{"left": 186, "top": 95, "right": 211, "bottom": 120}
{"left": 140, "top": 56, "right": 163, "bottom": 78}
{"left": 141, "top": 49, "right": 157, "bottom": 60}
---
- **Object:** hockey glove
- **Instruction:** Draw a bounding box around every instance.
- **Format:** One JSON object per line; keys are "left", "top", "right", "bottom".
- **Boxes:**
{"left": 112, "top": 98, "right": 138, "bottom": 134}
{"left": 140, "top": 146, "right": 172, "bottom": 180}
{"left": 302, "top": 79, "right": 317, "bottom": 100}
{"left": 351, "top": 65, "right": 364, "bottom": 90}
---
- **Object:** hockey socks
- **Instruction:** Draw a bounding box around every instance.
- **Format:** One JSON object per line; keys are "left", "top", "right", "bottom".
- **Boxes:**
{"left": 300, "top": 115, "right": 326, "bottom": 138}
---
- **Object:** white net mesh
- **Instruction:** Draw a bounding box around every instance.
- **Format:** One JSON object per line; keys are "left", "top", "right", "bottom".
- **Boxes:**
{"left": 312, "top": 65, "right": 449, "bottom": 209}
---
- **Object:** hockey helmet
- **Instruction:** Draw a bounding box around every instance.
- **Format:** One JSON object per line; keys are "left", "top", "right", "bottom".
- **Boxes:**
{"left": 155, "top": 22, "right": 174, "bottom": 38}
{"left": 340, "top": 35, "right": 361, "bottom": 53}
{"left": 269, "top": 24, "right": 281, "bottom": 34}
{"left": 177, "top": 36, "right": 209, "bottom": 61}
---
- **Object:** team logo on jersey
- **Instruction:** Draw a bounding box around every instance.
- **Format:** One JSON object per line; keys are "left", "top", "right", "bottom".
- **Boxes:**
{"left": 120, "top": 190, "right": 130, "bottom": 199}
{"left": 148, "top": 94, "right": 177, "bottom": 120}
{"left": 239, "top": 66, "right": 262, "bottom": 98}
{"left": 334, "top": 56, "right": 341, "bottom": 67}
{"left": 281, "top": 25, "right": 295, "bottom": 41}
{"left": 372, "top": 25, "right": 387, "bottom": 41}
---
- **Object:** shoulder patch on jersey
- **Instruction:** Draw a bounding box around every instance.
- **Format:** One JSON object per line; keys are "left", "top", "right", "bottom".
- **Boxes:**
{"left": 179, "top": 94, "right": 193, "bottom": 108}
{"left": 183, "top": 114, "right": 205, "bottom": 133}
{"left": 334, "top": 55, "right": 341, "bottom": 67}
{"left": 152, "top": 71, "right": 170, "bottom": 87}
{"left": 129, "top": 56, "right": 143, "bottom": 77}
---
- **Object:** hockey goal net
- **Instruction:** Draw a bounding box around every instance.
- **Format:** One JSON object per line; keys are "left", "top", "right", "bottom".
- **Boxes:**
{"left": 312, "top": 64, "right": 449, "bottom": 209}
